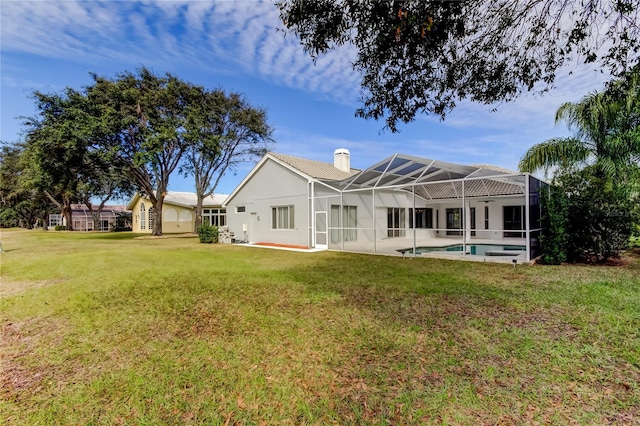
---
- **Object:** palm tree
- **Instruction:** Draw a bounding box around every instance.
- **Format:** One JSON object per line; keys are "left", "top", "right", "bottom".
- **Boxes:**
{"left": 519, "top": 67, "right": 640, "bottom": 180}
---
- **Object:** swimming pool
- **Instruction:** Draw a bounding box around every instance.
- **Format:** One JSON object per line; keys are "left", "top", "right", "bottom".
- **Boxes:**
{"left": 398, "top": 244, "right": 526, "bottom": 256}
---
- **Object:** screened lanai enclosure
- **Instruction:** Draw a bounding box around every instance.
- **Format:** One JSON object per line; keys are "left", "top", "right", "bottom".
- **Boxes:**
{"left": 308, "top": 154, "right": 546, "bottom": 262}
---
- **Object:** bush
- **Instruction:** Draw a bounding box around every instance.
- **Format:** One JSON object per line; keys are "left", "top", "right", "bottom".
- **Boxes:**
{"left": 54, "top": 225, "right": 66, "bottom": 231}
{"left": 197, "top": 225, "right": 218, "bottom": 244}
{"left": 544, "top": 168, "right": 636, "bottom": 264}
{"left": 539, "top": 184, "right": 569, "bottom": 264}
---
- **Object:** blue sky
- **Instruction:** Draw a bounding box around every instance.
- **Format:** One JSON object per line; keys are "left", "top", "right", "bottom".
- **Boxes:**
{"left": 1, "top": 0, "right": 611, "bottom": 196}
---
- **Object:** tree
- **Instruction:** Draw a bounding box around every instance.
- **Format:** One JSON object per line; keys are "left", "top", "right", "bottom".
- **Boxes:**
{"left": 521, "top": 66, "right": 640, "bottom": 263}
{"left": 519, "top": 64, "right": 640, "bottom": 180}
{"left": 22, "top": 89, "right": 94, "bottom": 230}
{"left": 87, "top": 68, "right": 200, "bottom": 236}
{"left": 276, "top": 0, "right": 639, "bottom": 131}
{"left": 181, "top": 88, "right": 273, "bottom": 230}
{"left": 0, "top": 142, "right": 56, "bottom": 229}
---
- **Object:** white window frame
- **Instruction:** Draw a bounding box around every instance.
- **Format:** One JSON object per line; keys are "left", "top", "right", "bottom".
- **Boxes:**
{"left": 148, "top": 206, "right": 154, "bottom": 230}
{"left": 202, "top": 208, "right": 226, "bottom": 227}
{"left": 271, "top": 205, "right": 294, "bottom": 230}
{"left": 140, "top": 203, "right": 146, "bottom": 230}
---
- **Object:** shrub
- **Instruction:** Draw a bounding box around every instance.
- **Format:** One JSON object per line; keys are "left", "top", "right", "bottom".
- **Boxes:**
{"left": 197, "top": 225, "right": 218, "bottom": 244}
{"left": 54, "top": 225, "right": 66, "bottom": 231}
{"left": 546, "top": 168, "right": 636, "bottom": 264}
{"left": 539, "top": 185, "right": 569, "bottom": 264}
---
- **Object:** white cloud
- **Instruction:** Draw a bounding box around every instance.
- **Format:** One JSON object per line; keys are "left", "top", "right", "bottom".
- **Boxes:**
{"left": 1, "top": 0, "right": 360, "bottom": 101}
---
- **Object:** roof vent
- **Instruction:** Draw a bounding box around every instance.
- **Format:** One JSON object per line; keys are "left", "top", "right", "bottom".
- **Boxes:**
{"left": 334, "top": 148, "right": 350, "bottom": 172}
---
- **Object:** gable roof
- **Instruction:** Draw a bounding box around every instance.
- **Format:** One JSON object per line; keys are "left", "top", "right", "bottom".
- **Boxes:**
{"left": 127, "top": 191, "right": 228, "bottom": 210}
{"left": 270, "top": 152, "right": 359, "bottom": 181}
{"left": 223, "top": 152, "right": 360, "bottom": 206}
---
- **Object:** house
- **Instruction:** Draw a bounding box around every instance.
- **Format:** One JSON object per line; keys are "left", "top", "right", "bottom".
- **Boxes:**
{"left": 127, "top": 192, "right": 228, "bottom": 233}
{"left": 49, "top": 204, "right": 130, "bottom": 231}
{"left": 223, "top": 149, "right": 547, "bottom": 262}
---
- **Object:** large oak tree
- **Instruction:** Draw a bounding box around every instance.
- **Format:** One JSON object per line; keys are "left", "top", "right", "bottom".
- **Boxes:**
{"left": 87, "top": 68, "right": 201, "bottom": 236}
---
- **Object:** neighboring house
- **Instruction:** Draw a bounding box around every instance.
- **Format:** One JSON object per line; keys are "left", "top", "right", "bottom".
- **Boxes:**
{"left": 127, "top": 192, "right": 228, "bottom": 233}
{"left": 49, "top": 204, "right": 130, "bottom": 231}
{"left": 223, "top": 149, "right": 547, "bottom": 262}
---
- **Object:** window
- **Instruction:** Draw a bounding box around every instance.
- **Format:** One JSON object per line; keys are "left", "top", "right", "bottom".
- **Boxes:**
{"left": 236, "top": 206, "right": 246, "bottom": 213}
{"left": 446, "top": 208, "right": 462, "bottom": 236}
{"left": 503, "top": 206, "right": 525, "bottom": 238}
{"left": 409, "top": 208, "right": 433, "bottom": 229}
{"left": 331, "top": 205, "right": 357, "bottom": 243}
{"left": 484, "top": 205, "right": 489, "bottom": 230}
{"left": 49, "top": 214, "right": 63, "bottom": 227}
{"left": 202, "top": 208, "right": 226, "bottom": 227}
{"left": 140, "top": 203, "right": 146, "bottom": 230}
{"left": 99, "top": 220, "right": 110, "bottom": 231}
{"left": 272, "top": 205, "right": 294, "bottom": 229}
{"left": 148, "top": 207, "right": 154, "bottom": 230}
{"left": 387, "top": 207, "right": 406, "bottom": 237}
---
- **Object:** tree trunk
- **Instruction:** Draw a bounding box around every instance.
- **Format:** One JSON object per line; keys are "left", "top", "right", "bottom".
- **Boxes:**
{"left": 151, "top": 193, "right": 165, "bottom": 236}
{"left": 62, "top": 204, "right": 73, "bottom": 231}
{"left": 46, "top": 191, "right": 74, "bottom": 231}
{"left": 194, "top": 195, "right": 204, "bottom": 232}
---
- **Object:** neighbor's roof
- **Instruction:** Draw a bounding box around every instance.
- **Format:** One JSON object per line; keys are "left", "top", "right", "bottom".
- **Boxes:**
{"left": 163, "top": 192, "right": 228, "bottom": 208}
{"left": 70, "top": 204, "right": 129, "bottom": 212}
{"left": 127, "top": 191, "right": 228, "bottom": 210}
{"left": 270, "top": 153, "right": 360, "bottom": 181}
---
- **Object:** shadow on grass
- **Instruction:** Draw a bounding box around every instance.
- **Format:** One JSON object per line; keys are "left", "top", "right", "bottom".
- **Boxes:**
{"left": 79, "top": 232, "right": 144, "bottom": 241}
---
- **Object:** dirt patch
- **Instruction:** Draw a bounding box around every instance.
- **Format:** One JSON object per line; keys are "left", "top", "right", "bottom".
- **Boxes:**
{"left": 0, "top": 318, "right": 62, "bottom": 402}
{"left": 562, "top": 251, "right": 640, "bottom": 267}
{"left": 0, "top": 279, "right": 65, "bottom": 298}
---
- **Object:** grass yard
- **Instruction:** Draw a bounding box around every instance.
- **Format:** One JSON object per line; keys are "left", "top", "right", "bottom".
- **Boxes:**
{"left": 1, "top": 229, "right": 639, "bottom": 425}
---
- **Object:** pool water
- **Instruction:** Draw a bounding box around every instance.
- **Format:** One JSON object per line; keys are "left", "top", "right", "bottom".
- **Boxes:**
{"left": 398, "top": 244, "right": 526, "bottom": 256}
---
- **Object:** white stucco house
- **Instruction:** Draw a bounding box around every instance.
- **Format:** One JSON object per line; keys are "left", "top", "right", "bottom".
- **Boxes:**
{"left": 223, "top": 149, "right": 546, "bottom": 262}
{"left": 127, "top": 191, "right": 228, "bottom": 233}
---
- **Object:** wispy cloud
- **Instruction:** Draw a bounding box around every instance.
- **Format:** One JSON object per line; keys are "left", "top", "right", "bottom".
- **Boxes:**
{"left": 1, "top": 0, "right": 360, "bottom": 101}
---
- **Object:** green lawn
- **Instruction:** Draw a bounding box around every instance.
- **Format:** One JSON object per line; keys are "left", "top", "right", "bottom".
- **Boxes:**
{"left": 1, "top": 229, "right": 639, "bottom": 425}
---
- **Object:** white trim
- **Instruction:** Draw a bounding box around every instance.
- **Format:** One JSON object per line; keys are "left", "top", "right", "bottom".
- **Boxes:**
{"left": 224, "top": 154, "right": 317, "bottom": 206}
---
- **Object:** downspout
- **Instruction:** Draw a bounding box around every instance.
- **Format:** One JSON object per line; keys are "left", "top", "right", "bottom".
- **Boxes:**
{"left": 412, "top": 184, "right": 417, "bottom": 257}
{"left": 372, "top": 188, "right": 376, "bottom": 254}
{"left": 462, "top": 180, "right": 466, "bottom": 255}
{"left": 525, "top": 174, "right": 531, "bottom": 262}
{"left": 340, "top": 190, "right": 344, "bottom": 251}
{"left": 310, "top": 180, "right": 315, "bottom": 249}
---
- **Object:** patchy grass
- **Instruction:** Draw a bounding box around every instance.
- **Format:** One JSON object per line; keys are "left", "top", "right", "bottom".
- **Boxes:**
{"left": 1, "top": 228, "right": 639, "bottom": 425}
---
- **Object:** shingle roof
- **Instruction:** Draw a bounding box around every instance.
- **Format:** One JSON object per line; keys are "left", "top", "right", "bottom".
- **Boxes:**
{"left": 270, "top": 152, "right": 360, "bottom": 181}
